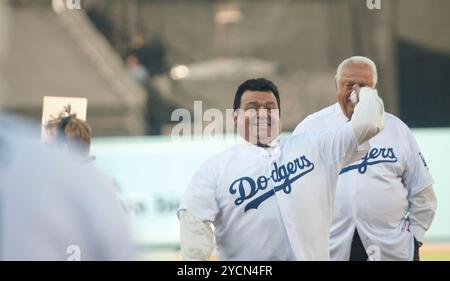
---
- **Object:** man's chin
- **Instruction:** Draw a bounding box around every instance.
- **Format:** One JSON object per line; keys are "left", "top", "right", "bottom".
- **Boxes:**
{"left": 257, "top": 135, "right": 277, "bottom": 144}
{"left": 344, "top": 104, "right": 355, "bottom": 119}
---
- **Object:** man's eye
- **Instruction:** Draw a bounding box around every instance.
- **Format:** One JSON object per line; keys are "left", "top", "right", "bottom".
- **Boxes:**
{"left": 246, "top": 105, "right": 257, "bottom": 110}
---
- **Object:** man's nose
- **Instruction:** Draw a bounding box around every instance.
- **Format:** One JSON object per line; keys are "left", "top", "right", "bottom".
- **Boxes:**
{"left": 257, "top": 108, "right": 270, "bottom": 115}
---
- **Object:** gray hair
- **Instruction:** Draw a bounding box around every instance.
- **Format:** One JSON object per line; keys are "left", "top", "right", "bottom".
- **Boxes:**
{"left": 335, "top": 56, "right": 378, "bottom": 86}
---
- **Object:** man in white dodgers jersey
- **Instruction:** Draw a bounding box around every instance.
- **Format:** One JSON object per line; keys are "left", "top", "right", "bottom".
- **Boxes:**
{"left": 293, "top": 56, "right": 437, "bottom": 261}
{"left": 178, "top": 77, "right": 385, "bottom": 260}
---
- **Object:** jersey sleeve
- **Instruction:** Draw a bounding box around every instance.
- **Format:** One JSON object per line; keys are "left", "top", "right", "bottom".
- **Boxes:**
{"left": 402, "top": 128, "right": 434, "bottom": 196}
{"left": 178, "top": 160, "right": 220, "bottom": 222}
{"left": 292, "top": 115, "right": 312, "bottom": 136}
{"left": 314, "top": 122, "right": 369, "bottom": 173}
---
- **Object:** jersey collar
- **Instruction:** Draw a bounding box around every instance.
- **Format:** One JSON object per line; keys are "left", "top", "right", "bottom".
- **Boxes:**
{"left": 334, "top": 102, "right": 350, "bottom": 122}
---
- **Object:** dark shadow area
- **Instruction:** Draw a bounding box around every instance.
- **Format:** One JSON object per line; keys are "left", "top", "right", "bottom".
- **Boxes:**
{"left": 397, "top": 39, "right": 450, "bottom": 128}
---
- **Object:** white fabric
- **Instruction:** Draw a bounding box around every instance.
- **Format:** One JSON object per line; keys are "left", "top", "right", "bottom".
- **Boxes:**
{"left": 0, "top": 114, "right": 134, "bottom": 261}
{"left": 178, "top": 92, "right": 384, "bottom": 261}
{"left": 179, "top": 210, "right": 214, "bottom": 261}
{"left": 293, "top": 103, "right": 435, "bottom": 261}
{"left": 350, "top": 87, "right": 385, "bottom": 145}
{"left": 178, "top": 123, "right": 376, "bottom": 260}
{"left": 409, "top": 185, "right": 437, "bottom": 243}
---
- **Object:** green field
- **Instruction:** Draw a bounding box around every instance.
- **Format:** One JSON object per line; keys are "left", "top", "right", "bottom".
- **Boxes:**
{"left": 421, "top": 242, "right": 450, "bottom": 261}
{"left": 136, "top": 245, "right": 450, "bottom": 261}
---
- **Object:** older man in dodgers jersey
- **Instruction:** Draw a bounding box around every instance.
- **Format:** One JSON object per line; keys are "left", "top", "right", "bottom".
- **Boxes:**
{"left": 178, "top": 78, "right": 384, "bottom": 261}
{"left": 293, "top": 56, "right": 437, "bottom": 261}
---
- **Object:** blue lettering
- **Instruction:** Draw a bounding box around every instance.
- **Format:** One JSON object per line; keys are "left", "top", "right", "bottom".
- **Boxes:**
{"left": 340, "top": 147, "right": 398, "bottom": 175}
{"left": 229, "top": 154, "right": 315, "bottom": 212}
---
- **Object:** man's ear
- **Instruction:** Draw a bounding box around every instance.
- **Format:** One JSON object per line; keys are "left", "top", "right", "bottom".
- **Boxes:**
{"left": 334, "top": 78, "right": 338, "bottom": 91}
{"left": 233, "top": 111, "right": 238, "bottom": 129}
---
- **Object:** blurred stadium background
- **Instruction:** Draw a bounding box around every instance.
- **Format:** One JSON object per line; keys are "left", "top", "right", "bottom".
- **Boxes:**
{"left": 0, "top": 0, "right": 449, "bottom": 260}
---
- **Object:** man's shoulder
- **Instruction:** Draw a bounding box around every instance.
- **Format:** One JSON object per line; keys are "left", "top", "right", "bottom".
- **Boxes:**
{"left": 294, "top": 104, "right": 340, "bottom": 134}
{"left": 374, "top": 113, "right": 418, "bottom": 148}
{"left": 200, "top": 143, "right": 243, "bottom": 168}
{"left": 384, "top": 112, "right": 411, "bottom": 132}
{"left": 304, "top": 104, "right": 338, "bottom": 123}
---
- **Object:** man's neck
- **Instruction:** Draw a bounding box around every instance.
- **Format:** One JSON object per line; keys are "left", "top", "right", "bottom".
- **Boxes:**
{"left": 241, "top": 136, "right": 280, "bottom": 149}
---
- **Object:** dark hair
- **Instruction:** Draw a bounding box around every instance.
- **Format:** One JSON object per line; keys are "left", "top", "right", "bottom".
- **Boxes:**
{"left": 58, "top": 115, "right": 73, "bottom": 140}
{"left": 57, "top": 115, "right": 92, "bottom": 156}
{"left": 233, "top": 78, "right": 281, "bottom": 112}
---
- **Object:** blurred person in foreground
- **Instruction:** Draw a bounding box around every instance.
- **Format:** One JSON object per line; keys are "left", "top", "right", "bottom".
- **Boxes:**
{"left": 45, "top": 110, "right": 129, "bottom": 212}
{"left": 293, "top": 56, "right": 437, "bottom": 261}
{"left": 0, "top": 113, "right": 134, "bottom": 260}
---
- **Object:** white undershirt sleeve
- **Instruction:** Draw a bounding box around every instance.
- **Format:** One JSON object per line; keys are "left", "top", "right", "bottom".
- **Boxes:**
{"left": 179, "top": 210, "right": 214, "bottom": 261}
{"left": 408, "top": 185, "right": 437, "bottom": 243}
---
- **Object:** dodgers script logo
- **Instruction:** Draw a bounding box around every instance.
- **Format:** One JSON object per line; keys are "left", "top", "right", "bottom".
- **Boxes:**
{"left": 340, "top": 147, "right": 397, "bottom": 174}
{"left": 229, "top": 155, "right": 315, "bottom": 212}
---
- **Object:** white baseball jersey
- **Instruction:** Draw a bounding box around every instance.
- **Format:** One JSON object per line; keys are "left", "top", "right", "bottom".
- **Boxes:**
{"left": 178, "top": 122, "right": 369, "bottom": 260}
{"left": 293, "top": 103, "right": 434, "bottom": 261}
